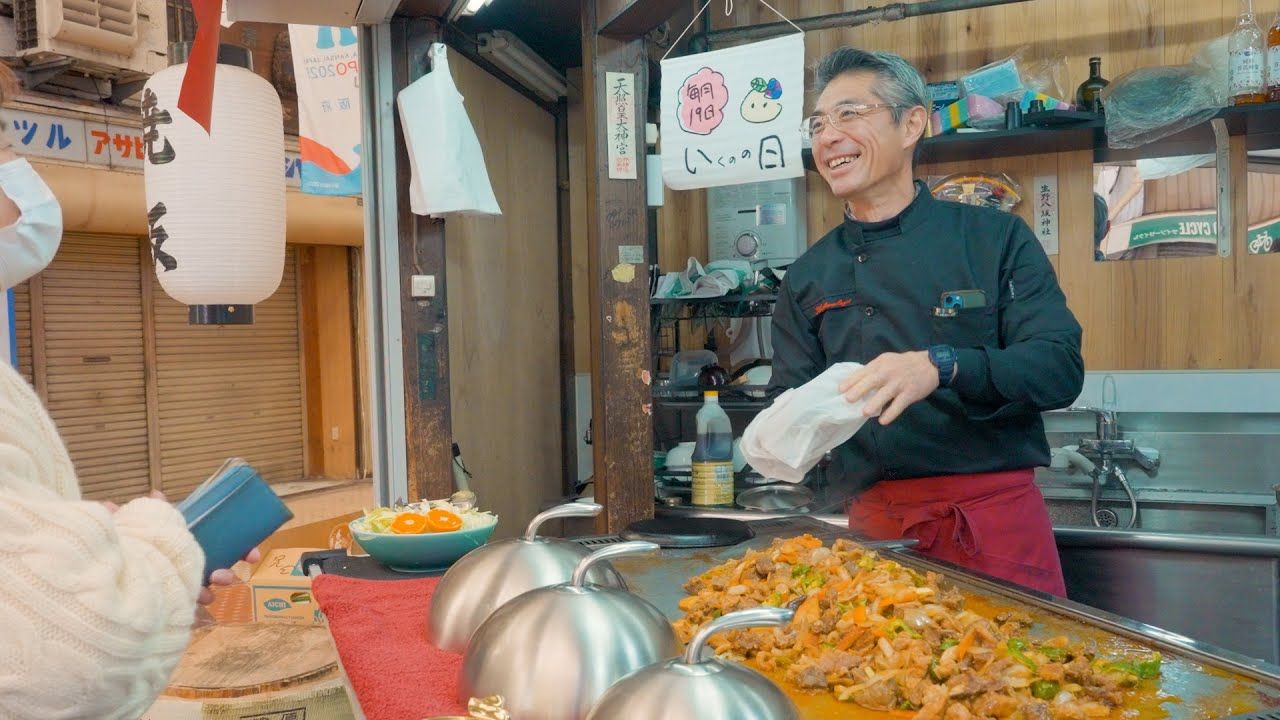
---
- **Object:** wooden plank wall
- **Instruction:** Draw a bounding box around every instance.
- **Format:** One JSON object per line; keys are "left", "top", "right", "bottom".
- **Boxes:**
{"left": 297, "top": 245, "right": 359, "bottom": 480}
{"left": 444, "top": 52, "right": 565, "bottom": 540}
{"left": 653, "top": 0, "right": 1280, "bottom": 369}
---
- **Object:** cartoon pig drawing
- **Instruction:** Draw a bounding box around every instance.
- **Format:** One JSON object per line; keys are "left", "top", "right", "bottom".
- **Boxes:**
{"left": 740, "top": 77, "right": 783, "bottom": 123}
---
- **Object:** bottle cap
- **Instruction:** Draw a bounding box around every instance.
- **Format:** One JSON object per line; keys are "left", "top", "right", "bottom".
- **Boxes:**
{"left": 704, "top": 390, "right": 720, "bottom": 398}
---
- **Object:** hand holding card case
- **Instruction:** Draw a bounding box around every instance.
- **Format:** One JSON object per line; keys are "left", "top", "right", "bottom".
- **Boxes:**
{"left": 176, "top": 458, "right": 294, "bottom": 583}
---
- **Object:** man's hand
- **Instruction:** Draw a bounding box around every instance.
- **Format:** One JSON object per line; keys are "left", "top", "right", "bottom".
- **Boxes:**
{"left": 838, "top": 351, "right": 941, "bottom": 425}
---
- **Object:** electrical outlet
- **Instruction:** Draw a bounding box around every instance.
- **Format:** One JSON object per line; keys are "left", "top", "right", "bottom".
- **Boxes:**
{"left": 410, "top": 275, "right": 436, "bottom": 298}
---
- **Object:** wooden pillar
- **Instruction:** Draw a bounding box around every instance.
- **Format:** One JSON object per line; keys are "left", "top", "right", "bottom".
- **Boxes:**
{"left": 581, "top": 0, "right": 655, "bottom": 533}
{"left": 298, "top": 245, "right": 360, "bottom": 480}
{"left": 389, "top": 19, "right": 453, "bottom": 502}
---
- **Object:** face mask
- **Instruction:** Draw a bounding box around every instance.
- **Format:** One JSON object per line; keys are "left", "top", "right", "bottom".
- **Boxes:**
{"left": 0, "top": 158, "right": 63, "bottom": 289}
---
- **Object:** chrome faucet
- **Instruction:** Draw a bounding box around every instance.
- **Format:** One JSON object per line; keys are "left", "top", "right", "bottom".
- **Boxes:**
{"left": 1070, "top": 406, "right": 1160, "bottom": 472}
{"left": 1069, "top": 406, "right": 1159, "bottom": 529}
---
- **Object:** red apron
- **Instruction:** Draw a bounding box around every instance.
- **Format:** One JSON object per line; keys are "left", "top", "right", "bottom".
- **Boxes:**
{"left": 846, "top": 469, "right": 1067, "bottom": 596}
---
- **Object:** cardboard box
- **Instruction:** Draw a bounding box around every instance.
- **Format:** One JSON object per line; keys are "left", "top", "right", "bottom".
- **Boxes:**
{"left": 250, "top": 548, "right": 326, "bottom": 625}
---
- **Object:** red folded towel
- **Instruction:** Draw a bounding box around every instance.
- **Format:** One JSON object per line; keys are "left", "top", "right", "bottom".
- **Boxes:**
{"left": 312, "top": 574, "right": 468, "bottom": 720}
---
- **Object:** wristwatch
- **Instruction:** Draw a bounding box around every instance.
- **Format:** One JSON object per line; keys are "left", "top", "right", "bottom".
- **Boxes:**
{"left": 928, "top": 345, "right": 957, "bottom": 388}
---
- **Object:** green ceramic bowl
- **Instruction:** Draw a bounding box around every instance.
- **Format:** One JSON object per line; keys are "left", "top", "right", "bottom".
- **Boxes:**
{"left": 350, "top": 518, "right": 498, "bottom": 573}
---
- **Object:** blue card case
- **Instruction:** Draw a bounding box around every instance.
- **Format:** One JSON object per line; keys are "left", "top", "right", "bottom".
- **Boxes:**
{"left": 176, "top": 459, "right": 294, "bottom": 583}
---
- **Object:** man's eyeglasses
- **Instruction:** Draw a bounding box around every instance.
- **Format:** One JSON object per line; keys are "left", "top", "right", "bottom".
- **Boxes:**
{"left": 802, "top": 103, "right": 906, "bottom": 140}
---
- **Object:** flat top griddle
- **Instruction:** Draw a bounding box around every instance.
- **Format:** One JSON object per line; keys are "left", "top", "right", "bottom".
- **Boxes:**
{"left": 601, "top": 515, "right": 1280, "bottom": 720}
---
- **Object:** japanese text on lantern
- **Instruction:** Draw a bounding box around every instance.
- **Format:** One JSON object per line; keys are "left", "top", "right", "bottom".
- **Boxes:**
{"left": 141, "top": 88, "right": 176, "bottom": 165}
{"left": 147, "top": 202, "right": 177, "bottom": 272}
{"left": 605, "top": 71, "right": 636, "bottom": 180}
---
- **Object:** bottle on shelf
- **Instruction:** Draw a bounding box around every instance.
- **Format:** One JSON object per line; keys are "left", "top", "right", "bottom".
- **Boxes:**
{"left": 1230, "top": 0, "right": 1267, "bottom": 105}
{"left": 1074, "top": 57, "right": 1110, "bottom": 112}
{"left": 690, "top": 390, "right": 734, "bottom": 508}
{"left": 1268, "top": 6, "right": 1280, "bottom": 102}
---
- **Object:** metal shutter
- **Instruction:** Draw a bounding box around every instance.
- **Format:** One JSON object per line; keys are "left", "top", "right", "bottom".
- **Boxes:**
{"left": 39, "top": 234, "right": 150, "bottom": 501}
{"left": 153, "top": 247, "right": 305, "bottom": 497}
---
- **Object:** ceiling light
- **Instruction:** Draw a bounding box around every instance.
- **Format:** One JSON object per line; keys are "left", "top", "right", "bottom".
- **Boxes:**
{"left": 476, "top": 30, "right": 567, "bottom": 103}
{"left": 446, "top": 0, "right": 493, "bottom": 21}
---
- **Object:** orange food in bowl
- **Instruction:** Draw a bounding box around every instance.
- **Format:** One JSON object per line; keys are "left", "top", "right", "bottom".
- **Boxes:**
{"left": 390, "top": 512, "right": 430, "bottom": 534}
{"left": 426, "top": 508, "right": 463, "bottom": 533}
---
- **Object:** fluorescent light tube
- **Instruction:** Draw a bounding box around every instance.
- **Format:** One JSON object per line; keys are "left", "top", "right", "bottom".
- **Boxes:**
{"left": 477, "top": 30, "right": 567, "bottom": 102}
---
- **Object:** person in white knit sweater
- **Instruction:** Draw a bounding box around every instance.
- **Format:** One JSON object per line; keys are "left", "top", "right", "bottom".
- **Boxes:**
{"left": 1, "top": 66, "right": 254, "bottom": 720}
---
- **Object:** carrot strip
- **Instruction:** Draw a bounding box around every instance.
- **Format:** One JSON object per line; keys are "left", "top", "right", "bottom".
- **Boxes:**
{"left": 955, "top": 627, "right": 977, "bottom": 660}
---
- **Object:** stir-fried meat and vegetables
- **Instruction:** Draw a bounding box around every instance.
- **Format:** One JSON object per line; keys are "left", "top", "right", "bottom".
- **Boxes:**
{"left": 674, "top": 535, "right": 1163, "bottom": 720}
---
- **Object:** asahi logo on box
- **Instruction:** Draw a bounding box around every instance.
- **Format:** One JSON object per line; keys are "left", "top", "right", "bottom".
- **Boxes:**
{"left": 263, "top": 598, "right": 291, "bottom": 612}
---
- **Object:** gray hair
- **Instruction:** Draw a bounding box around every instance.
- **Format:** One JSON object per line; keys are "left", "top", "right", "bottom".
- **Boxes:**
{"left": 813, "top": 48, "right": 929, "bottom": 125}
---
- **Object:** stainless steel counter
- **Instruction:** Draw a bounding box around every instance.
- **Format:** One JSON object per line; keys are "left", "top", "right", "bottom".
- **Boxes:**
{"left": 599, "top": 516, "right": 1280, "bottom": 720}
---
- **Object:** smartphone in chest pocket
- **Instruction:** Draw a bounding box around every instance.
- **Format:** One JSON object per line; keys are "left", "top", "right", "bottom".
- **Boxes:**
{"left": 931, "top": 289, "right": 998, "bottom": 347}
{"left": 940, "top": 289, "right": 987, "bottom": 310}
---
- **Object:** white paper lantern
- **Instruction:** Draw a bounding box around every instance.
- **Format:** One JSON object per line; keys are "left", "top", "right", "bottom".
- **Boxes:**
{"left": 142, "top": 51, "right": 285, "bottom": 324}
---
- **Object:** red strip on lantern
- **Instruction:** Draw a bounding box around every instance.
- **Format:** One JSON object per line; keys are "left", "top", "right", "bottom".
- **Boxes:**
{"left": 177, "top": 0, "right": 223, "bottom": 134}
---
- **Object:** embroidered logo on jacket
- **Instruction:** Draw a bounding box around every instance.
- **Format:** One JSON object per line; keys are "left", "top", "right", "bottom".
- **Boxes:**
{"left": 811, "top": 298, "right": 853, "bottom": 317}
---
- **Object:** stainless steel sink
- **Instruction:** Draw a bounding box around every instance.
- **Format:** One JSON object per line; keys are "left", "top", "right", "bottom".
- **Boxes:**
{"left": 1043, "top": 494, "right": 1276, "bottom": 535}
{"left": 1055, "top": 527, "right": 1280, "bottom": 665}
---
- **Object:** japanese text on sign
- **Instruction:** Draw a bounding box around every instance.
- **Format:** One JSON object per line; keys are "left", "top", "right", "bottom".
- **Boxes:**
{"left": 1032, "top": 175, "right": 1059, "bottom": 256}
{"left": 660, "top": 33, "right": 804, "bottom": 190}
{"left": 606, "top": 71, "right": 637, "bottom": 180}
{"left": 2, "top": 107, "right": 305, "bottom": 185}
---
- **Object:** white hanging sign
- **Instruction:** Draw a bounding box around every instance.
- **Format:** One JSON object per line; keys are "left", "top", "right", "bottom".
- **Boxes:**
{"left": 660, "top": 33, "right": 804, "bottom": 190}
{"left": 288, "top": 24, "right": 363, "bottom": 196}
{"left": 606, "top": 71, "right": 637, "bottom": 180}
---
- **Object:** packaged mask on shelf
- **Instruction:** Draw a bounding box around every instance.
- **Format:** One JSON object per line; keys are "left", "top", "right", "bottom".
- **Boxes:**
{"left": 960, "top": 56, "right": 1024, "bottom": 100}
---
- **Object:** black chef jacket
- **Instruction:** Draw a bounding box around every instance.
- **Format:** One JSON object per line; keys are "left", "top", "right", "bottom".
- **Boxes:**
{"left": 769, "top": 182, "right": 1084, "bottom": 492}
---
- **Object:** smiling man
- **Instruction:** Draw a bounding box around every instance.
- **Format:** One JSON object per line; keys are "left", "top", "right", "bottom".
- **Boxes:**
{"left": 768, "top": 48, "right": 1084, "bottom": 595}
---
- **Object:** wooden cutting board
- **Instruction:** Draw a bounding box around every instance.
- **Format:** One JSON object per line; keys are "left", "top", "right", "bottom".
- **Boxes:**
{"left": 163, "top": 623, "right": 341, "bottom": 700}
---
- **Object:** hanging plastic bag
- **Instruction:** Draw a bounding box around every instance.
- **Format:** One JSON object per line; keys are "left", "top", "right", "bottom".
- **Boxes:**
{"left": 740, "top": 362, "right": 869, "bottom": 483}
{"left": 397, "top": 43, "right": 501, "bottom": 217}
